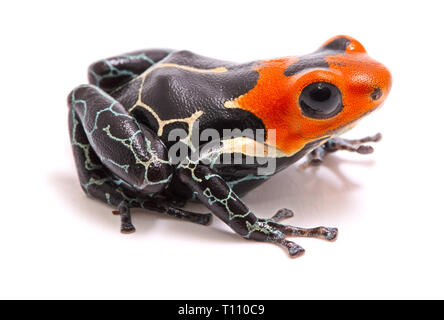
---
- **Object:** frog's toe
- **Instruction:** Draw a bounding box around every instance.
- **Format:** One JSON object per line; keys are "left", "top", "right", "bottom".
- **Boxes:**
{"left": 270, "top": 208, "right": 294, "bottom": 222}
{"left": 288, "top": 245, "right": 306, "bottom": 258}
{"left": 326, "top": 132, "right": 382, "bottom": 153}
{"left": 281, "top": 224, "right": 339, "bottom": 242}
{"left": 321, "top": 227, "right": 338, "bottom": 241}
{"left": 197, "top": 213, "right": 213, "bottom": 226}
{"left": 120, "top": 223, "right": 136, "bottom": 234}
{"left": 275, "top": 237, "right": 305, "bottom": 257}
{"left": 356, "top": 145, "right": 374, "bottom": 154}
{"left": 247, "top": 218, "right": 337, "bottom": 258}
{"left": 366, "top": 132, "right": 382, "bottom": 143}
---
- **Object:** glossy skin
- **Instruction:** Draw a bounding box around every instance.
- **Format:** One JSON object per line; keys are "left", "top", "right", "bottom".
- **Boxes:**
{"left": 68, "top": 35, "right": 391, "bottom": 257}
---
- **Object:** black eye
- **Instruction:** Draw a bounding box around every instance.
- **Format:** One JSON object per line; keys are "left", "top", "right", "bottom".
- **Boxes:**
{"left": 299, "top": 82, "right": 343, "bottom": 119}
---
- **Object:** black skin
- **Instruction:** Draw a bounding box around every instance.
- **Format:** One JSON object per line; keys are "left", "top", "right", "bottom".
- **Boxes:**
{"left": 68, "top": 43, "right": 379, "bottom": 257}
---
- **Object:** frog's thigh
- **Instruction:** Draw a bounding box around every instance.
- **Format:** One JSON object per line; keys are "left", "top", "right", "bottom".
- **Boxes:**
{"left": 88, "top": 49, "right": 172, "bottom": 92}
{"left": 69, "top": 84, "right": 172, "bottom": 194}
{"left": 69, "top": 105, "right": 121, "bottom": 204}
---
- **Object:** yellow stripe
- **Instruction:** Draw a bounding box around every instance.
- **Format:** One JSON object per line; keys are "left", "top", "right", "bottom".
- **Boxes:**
{"left": 221, "top": 137, "right": 287, "bottom": 158}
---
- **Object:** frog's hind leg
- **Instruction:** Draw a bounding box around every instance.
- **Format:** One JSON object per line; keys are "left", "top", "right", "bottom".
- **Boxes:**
{"left": 69, "top": 84, "right": 174, "bottom": 233}
{"left": 109, "top": 195, "right": 212, "bottom": 227}
{"left": 88, "top": 49, "right": 173, "bottom": 93}
{"left": 139, "top": 198, "right": 213, "bottom": 226}
{"left": 68, "top": 84, "right": 210, "bottom": 230}
{"left": 302, "top": 133, "right": 382, "bottom": 168}
{"left": 69, "top": 105, "right": 138, "bottom": 233}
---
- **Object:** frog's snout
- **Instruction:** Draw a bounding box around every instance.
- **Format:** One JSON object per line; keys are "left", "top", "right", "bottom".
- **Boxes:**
{"left": 344, "top": 57, "right": 392, "bottom": 109}
{"left": 369, "top": 62, "right": 392, "bottom": 105}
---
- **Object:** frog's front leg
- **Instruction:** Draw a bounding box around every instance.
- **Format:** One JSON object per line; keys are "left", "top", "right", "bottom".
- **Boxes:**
{"left": 176, "top": 161, "right": 337, "bottom": 257}
{"left": 304, "top": 133, "right": 382, "bottom": 167}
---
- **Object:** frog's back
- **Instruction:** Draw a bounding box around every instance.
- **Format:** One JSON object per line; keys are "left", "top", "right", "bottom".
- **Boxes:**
{"left": 112, "top": 50, "right": 266, "bottom": 149}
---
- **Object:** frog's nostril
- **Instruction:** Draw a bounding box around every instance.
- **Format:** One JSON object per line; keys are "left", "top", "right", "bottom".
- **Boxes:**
{"left": 370, "top": 87, "right": 382, "bottom": 101}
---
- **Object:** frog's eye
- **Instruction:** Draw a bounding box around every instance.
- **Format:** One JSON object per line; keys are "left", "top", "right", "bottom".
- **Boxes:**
{"left": 299, "top": 82, "right": 343, "bottom": 119}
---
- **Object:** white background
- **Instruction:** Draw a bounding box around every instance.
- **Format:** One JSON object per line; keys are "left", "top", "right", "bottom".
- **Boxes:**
{"left": 1, "top": 0, "right": 443, "bottom": 299}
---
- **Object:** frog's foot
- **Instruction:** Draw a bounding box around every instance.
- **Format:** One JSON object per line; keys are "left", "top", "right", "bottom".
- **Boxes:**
{"left": 161, "top": 190, "right": 187, "bottom": 208}
{"left": 113, "top": 202, "right": 136, "bottom": 234}
{"left": 170, "top": 199, "right": 187, "bottom": 208}
{"left": 120, "top": 223, "right": 136, "bottom": 234}
{"left": 302, "top": 133, "right": 382, "bottom": 168}
{"left": 165, "top": 207, "right": 213, "bottom": 226}
{"left": 141, "top": 198, "right": 212, "bottom": 226}
{"left": 246, "top": 209, "right": 338, "bottom": 258}
{"left": 270, "top": 208, "right": 294, "bottom": 222}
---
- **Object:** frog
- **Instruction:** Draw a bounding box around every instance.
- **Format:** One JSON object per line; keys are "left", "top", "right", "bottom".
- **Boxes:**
{"left": 68, "top": 35, "right": 392, "bottom": 257}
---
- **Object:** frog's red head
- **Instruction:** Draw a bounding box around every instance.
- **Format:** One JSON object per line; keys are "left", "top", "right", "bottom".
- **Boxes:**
{"left": 231, "top": 35, "right": 392, "bottom": 155}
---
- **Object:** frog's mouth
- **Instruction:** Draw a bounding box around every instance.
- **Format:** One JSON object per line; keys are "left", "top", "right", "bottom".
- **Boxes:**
{"left": 327, "top": 120, "right": 359, "bottom": 137}
{"left": 325, "top": 101, "right": 384, "bottom": 138}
